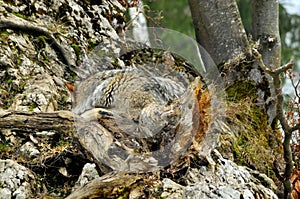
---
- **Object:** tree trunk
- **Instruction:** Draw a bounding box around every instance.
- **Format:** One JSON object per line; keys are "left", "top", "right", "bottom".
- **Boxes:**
{"left": 128, "top": 0, "right": 150, "bottom": 45}
{"left": 251, "top": 0, "right": 282, "bottom": 123}
{"left": 189, "top": 0, "right": 286, "bottom": 197}
{"left": 188, "top": 0, "right": 250, "bottom": 65}
{"left": 252, "top": 0, "right": 281, "bottom": 69}
{"left": 252, "top": 2, "right": 292, "bottom": 198}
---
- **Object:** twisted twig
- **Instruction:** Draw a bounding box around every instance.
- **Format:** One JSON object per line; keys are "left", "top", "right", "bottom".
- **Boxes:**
{"left": 253, "top": 48, "right": 295, "bottom": 198}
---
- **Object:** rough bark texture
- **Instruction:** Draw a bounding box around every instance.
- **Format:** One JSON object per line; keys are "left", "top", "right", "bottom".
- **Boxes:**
{"left": 128, "top": 0, "right": 150, "bottom": 45}
{"left": 252, "top": 0, "right": 281, "bottom": 69}
{"left": 188, "top": 0, "right": 249, "bottom": 65}
{"left": 251, "top": 0, "right": 282, "bottom": 126}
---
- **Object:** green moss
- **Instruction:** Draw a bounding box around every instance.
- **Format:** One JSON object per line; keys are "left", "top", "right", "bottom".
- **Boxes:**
{"left": 218, "top": 97, "right": 283, "bottom": 179}
{"left": 71, "top": 43, "right": 80, "bottom": 56}
{"left": 86, "top": 39, "right": 98, "bottom": 51}
{"left": 29, "top": 104, "right": 37, "bottom": 111}
{"left": 47, "top": 24, "right": 54, "bottom": 29}
{"left": 0, "top": 30, "right": 9, "bottom": 37}
{"left": 38, "top": 35, "right": 48, "bottom": 43}
{"left": 226, "top": 80, "right": 258, "bottom": 102}
{"left": 12, "top": 12, "right": 26, "bottom": 19}
{"left": 156, "top": 186, "right": 163, "bottom": 191}
{"left": 0, "top": 143, "right": 9, "bottom": 153}
{"left": 18, "top": 80, "right": 26, "bottom": 91}
{"left": 41, "top": 51, "right": 49, "bottom": 62}
{"left": 69, "top": 70, "right": 77, "bottom": 80}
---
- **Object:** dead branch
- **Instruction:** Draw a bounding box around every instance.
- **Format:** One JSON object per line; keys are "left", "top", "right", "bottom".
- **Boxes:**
{"left": 291, "top": 123, "right": 300, "bottom": 132}
{"left": 252, "top": 48, "right": 293, "bottom": 77}
{"left": 253, "top": 48, "right": 294, "bottom": 199}
{"left": 0, "top": 109, "right": 76, "bottom": 132}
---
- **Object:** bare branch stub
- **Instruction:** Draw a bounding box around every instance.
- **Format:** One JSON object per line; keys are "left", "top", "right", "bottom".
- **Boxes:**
{"left": 252, "top": 48, "right": 293, "bottom": 76}
{"left": 291, "top": 123, "right": 300, "bottom": 132}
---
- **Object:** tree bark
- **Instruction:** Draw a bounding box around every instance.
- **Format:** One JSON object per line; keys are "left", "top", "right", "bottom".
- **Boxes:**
{"left": 188, "top": 0, "right": 250, "bottom": 65}
{"left": 252, "top": 0, "right": 281, "bottom": 69}
{"left": 128, "top": 0, "right": 150, "bottom": 45}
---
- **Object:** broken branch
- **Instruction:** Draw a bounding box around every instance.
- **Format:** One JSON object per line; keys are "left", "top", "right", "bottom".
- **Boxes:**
{"left": 0, "top": 109, "right": 76, "bottom": 132}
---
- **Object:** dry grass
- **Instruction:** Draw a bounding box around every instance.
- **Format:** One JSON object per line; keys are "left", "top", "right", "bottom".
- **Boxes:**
{"left": 218, "top": 97, "right": 283, "bottom": 178}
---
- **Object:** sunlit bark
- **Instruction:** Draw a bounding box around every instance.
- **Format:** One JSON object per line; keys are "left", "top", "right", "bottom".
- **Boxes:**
{"left": 188, "top": 0, "right": 249, "bottom": 65}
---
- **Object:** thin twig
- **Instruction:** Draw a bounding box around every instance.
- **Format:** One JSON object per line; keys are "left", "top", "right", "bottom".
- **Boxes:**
{"left": 252, "top": 48, "right": 293, "bottom": 76}
{"left": 291, "top": 123, "right": 300, "bottom": 132}
{"left": 253, "top": 47, "right": 295, "bottom": 199}
{"left": 252, "top": 48, "right": 270, "bottom": 73}
{"left": 289, "top": 73, "right": 300, "bottom": 99}
{"left": 276, "top": 62, "right": 294, "bottom": 75}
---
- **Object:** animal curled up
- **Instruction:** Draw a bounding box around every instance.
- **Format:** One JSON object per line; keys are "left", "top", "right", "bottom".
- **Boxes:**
{"left": 72, "top": 65, "right": 209, "bottom": 172}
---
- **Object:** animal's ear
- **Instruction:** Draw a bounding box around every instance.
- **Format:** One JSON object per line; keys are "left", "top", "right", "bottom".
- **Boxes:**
{"left": 66, "top": 83, "right": 76, "bottom": 106}
{"left": 66, "top": 83, "right": 75, "bottom": 92}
